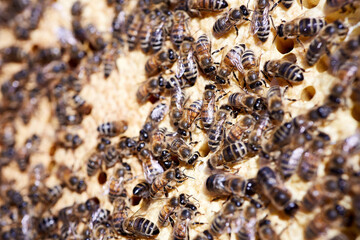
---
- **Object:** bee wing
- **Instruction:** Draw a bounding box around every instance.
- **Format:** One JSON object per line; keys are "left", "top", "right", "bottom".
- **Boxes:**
{"left": 250, "top": 9, "right": 260, "bottom": 34}
{"left": 176, "top": 57, "right": 186, "bottom": 79}
{"left": 224, "top": 47, "right": 244, "bottom": 74}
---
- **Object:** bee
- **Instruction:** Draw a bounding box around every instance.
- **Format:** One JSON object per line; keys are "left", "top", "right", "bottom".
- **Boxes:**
{"left": 258, "top": 219, "right": 279, "bottom": 240}
{"left": 169, "top": 136, "right": 201, "bottom": 165}
{"left": 104, "top": 144, "right": 121, "bottom": 168}
{"left": 201, "top": 84, "right": 217, "bottom": 130}
{"left": 103, "top": 42, "right": 120, "bottom": 79}
{"left": 172, "top": 207, "right": 199, "bottom": 240}
{"left": 56, "top": 164, "right": 87, "bottom": 193}
{"left": 139, "top": 148, "right": 164, "bottom": 183}
{"left": 213, "top": 6, "right": 250, "bottom": 38}
{"left": 150, "top": 127, "right": 167, "bottom": 156}
{"left": 71, "top": 94, "right": 93, "bottom": 116}
{"left": 169, "top": 78, "right": 186, "bottom": 127}
{"left": 326, "top": 0, "right": 360, "bottom": 11}
{"left": 298, "top": 137, "right": 328, "bottom": 181}
{"left": 188, "top": 0, "right": 229, "bottom": 15}
{"left": 171, "top": 11, "right": 190, "bottom": 48}
{"left": 177, "top": 38, "right": 198, "bottom": 86}
{"left": 251, "top": 0, "right": 270, "bottom": 42}
{"left": 35, "top": 47, "right": 62, "bottom": 64}
{"left": 16, "top": 134, "right": 41, "bottom": 171}
{"left": 127, "top": 11, "right": 145, "bottom": 51}
{"left": 207, "top": 105, "right": 232, "bottom": 152}
{"left": 306, "top": 21, "right": 348, "bottom": 66}
{"left": 85, "top": 24, "right": 107, "bottom": 51}
{"left": 277, "top": 141, "right": 306, "bottom": 180}
{"left": 28, "top": 164, "right": 46, "bottom": 205}
{"left": 241, "top": 49, "right": 266, "bottom": 94}
{"left": 139, "top": 11, "right": 157, "bottom": 54}
{"left": 236, "top": 205, "right": 257, "bottom": 240}
{"left": 133, "top": 181, "right": 151, "bottom": 198}
{"left": 208, "top": 141, "right": 249, "bottom": 169}
{"left": 37, "top": 216, "right": 58, "bottom": 234}
{"left": 139, "top": 103, "right": 168, "bottom": 142}
{"left": 55, "top": 129, "right": 83, "bottom": 149}
{"left": 226, "top": 115, "right": 256, "bottom": 144}
{"left": 302, "top": 176, "right": 349, "bottom": 212}
{"left": 263, "top": 57, "right": 305, "bottom": 83}
{"left": 108, "top": 166, "right": 132, "bottom": 203}
{"left": 118, "top": 136, "right": 137, "bottom": 157}
{"left": 209, "top": 195, "right": 243, "bottom": 237}
{"left": 150, "top": 14, "right": 168, "bottom": 53}
{"left": 136, "top": 75, "right": 166, "bottom": 104}
{"left": 1, "top": 46, "right": 28, "bottom": 63}
{"left": 72, "top": 19, "right": 87, "bottom": 43}
{"left": 336, "top": 60, "right": 359, "bottom": 84}
{"left": 304, "top": 204, "right": 346, "bottom": 240}
{"left": 206, "top": 173, "right": 258, "bottom": 197}
{"left": 158, "top": 193, "right": 194, "bottom": 227}
{"left": 120, "top": 216, "right": 160, "bottom": 238}
{"left": 257, "top": 166, "right": 299, "bottom": 216}
{"left": 276, "top": 18, "right": 326, "bottom": 40}
{"left": 150, "top": 168, "right": 188, "bottom": 198}
{"left": 178, "top": 99, "right": 203, "bottom": 139}
{"left": 145, "top": 48, "right": 178, "bottom": 77}
{"left": 71, "top": 1, "right": 83, "bottom": 17}
{"left": 194, "top": 34, "right": 216, "bottom": 76}
{"left": 267, "top": 82, "right": 285, "bottom": 124}
{"left": 112, "top": 196, "right": 130, "bottom": 235}
{"left": 215, "top": 43, "right": 246, "bottom": 85}
{"left": 228, "top": 92, "right": 266, "bottom": 112}
{"left": 97, "top": 120, "right": 128, "bottom": 137}
{"left": 112, "top": 8, "right": 126, "bottom": 43}
{"left": 41, "top": 184, "right": 64, "bottom": 206}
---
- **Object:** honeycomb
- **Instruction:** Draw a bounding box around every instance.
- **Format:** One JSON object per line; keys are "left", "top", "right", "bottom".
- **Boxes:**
{"left": 0, "top": 0, "right": 359, "bottom": 239}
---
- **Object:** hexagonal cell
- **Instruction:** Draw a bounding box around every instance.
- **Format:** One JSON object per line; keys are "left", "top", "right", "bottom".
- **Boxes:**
{"left": 98, "top": 171, "right": 107, "bottom": 185}
{"left": 351, "top": 104, "right": 360, "bottom": 122}
{"left": 301, "top": 86, "right": 316, "bottom": 101}
{"left": 275, "top": 37, "right": 295, "bottom": 54}
{"left": 300, "top": 0, "right": 320, "bottom": 9}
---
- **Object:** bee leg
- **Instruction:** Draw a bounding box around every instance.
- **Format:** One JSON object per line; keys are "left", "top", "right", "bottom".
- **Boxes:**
{"left": 169, "top": 216, "right": 175, "bottom": 228}
{"left": 283, "top": 85, "right": 297, "bottom": 101}
{"left": 212, "top": 46, "right": 225, "bottom": 55}
{"left": 270, "top": 0, "right": 281, "bottom": 11}
{"left": 296, "top": 37, "right": 306, "bottom": 52}
{"left": 234, "top": 26, "right": 239, "bottom": 37}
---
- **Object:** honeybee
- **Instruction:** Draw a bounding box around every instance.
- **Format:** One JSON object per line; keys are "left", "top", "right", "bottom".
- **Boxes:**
{"left": 177, "top": 38, "right": 198, "bottom": 86}
{"left": 306, "top": 20, "right": 348, "bottom": 66}
{"left": 1, "top": 46, "right": 28, "bottom": 63}
{"left": 139, "top": 11, "right": 157, "bottom": 54}
{"left": 103, "top": 41, "right": 120, "bottom": 79}
{"left": 206, "top": 173, "right": 258, "bottom": 197}
{"left": 139, "top": 148, "right": 164, "bottom": 183}
{"left": 16, "top": 134, "right": 41, "bottom": 171}
{"left": 28, "top": 164, "right": 46, "bottom": 204}
{"left": 70, "top": 94, "right": 92, "bottom": 116}
{"left": 149, "top": 168, "right": 188, "bottom": 198}
{"left": 201, "top": 84, "right": 217, "bottom": 130}
{"left": 304, "top": 204, "right": 346, "bottom": 240}
{"left": 276, "top": 17, "right": 326, "bottom": 40}
{"left": 178, "top": 99, "right": 203, "bottom": 139}
{"left": 278, "top": 144, "right": 305, "bottom": 180}
{"left": 140, "top": 103, "right": 168, "bottom": 142}
{"left": 241, "top": 49, "right": 266, "bottom": 94}
{"left": 97, "top": 120, "right": 128, "bottom": 137}
{"left": 226, "top": 115, "right": 255, "bottom": 144}
{"left": 171, "top": 10, "right": 190, "bottom": 48}
{"left": 103, "top": 144, "right": 121, "bottom": 168}
{"left": 228, "top": 92, "right": 266, "bottom": 113}
{"left": 194, "top": 34, "right": 216, "bottom": 76}
{"left": 257, "top": 166, "right": 299, "bottom": 216}
{"left": 236, "top": 205, "right": 257, "bottom": 240}
{"left": 258, "top": 219, "right": 279, "bottom": 240}
{"left": 301, "top": 176, "right": 348, "bottom": 212}
{"left": 172, "top": 207, "right": 199, "bottom": 240}
{"left": 208, "top": 141, "right": 249, "bottom": 169}
{"left": 263, "top": 57, "right": 305, "bottom": 83}
{"left": 107, "top": 166, "right": 132, "bottom": 203}
{"left": 127, "top": 11, "right": 145, "bottom": 51}
{"left": 118, "top": 136, "right": 137, "bottom": 157}
{"left": 336, "top": 60, "right": 359, "bottom": 84}
{"left": 158, "top": 193, "right": 194, "bottom": 227}
{"left": 215, "top": 43, "right": 246, "bottom": 85}
{"left": 207, "top": 105, "right": 232, "bottom": 152}
{"left": 55, "top": 129, "right": 83, "bottom": 149}
{"left": 169, "top": 135, "right": 201, "bottom": 164}
{"left": 112, "top": 8, "right": 126, "bottom": 43}
{"left": 41, "top": 184, "right": 64, "bottom": 206}
{"left": 136, "top": 75, "right": 166, "bottom": 104}
{"left": 37, "top": 216, "right": 58, "bottom": 235}
{"left": 150, "top": 127, "right": 167, "bottom": 156}
{"left": 71, "top": 1, "right": 83, "bottom": 17}
{"left": 151, "top": 14, "right": 168, "bottom": 53}
{"left": 298, "top": 137, "right": 328, "bottom": 181}
{"left": 188, "top": 0, "right": 228, "bottom": 15}
{"left": 112, "top": 196, "right": 130, "bottom": 234}
{"left": 56, "top": 164, "right": 87, "bottom": 193}
{"left": 145, "top": 48, "right": 178, "bottom": 77}
{"left": 326, "top": 0, "right": 360, "bottom": 11}
{"left": 169, "top": 78, "right": 186, "bottom": 127}
{"left": 119, "top": 215, "right": 160, "bottom": 238}
{"left": 213, "top": 6, "right": 250, "bottom": 38}
{"left": 209, "top": 195, "right": 243, "bottom": 237}
{"left": 267, "top": 82, "right": 285, "bottom": 124}
{"left": 133, "top": 181, "right": 151, "bottom": 198}
{"left": 251, "top": 0, "right": 270, "bottom": 42}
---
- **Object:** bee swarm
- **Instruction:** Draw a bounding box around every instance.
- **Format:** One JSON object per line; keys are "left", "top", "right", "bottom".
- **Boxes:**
{"left": 0, "top": 0, "right": 359, "bottom": 239}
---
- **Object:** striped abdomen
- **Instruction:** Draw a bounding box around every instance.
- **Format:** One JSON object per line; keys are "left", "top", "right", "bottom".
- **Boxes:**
{"left": 298, "top": 18, "right": 326, "bottom": 37}
{"left": 222, "top": 141, "right": 248, "bottom": 163}
{"left": 278, "top": 62, "right": 304, "bottom": 82}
